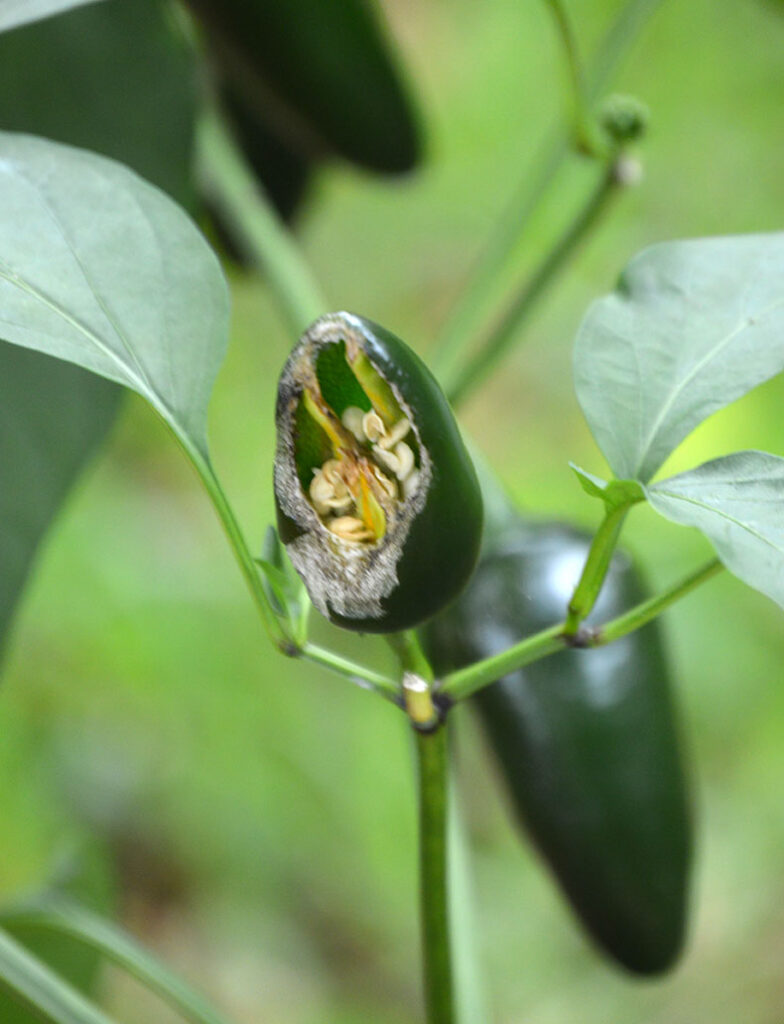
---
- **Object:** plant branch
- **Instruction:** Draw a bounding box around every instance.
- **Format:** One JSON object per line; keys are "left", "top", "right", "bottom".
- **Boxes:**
{"left": 301, "top": 642, "right": 401, "bottom": 704}
{"left": 564, "top": 499, "right": 630, "bottom": 634}
{"left": 430, "top": 0, "right": 663, "bottom": 395}
{"left": 438, "top": 557, "right": 723, "bottom": 702}
{"left": 387, "top": 631, "right": 442, "bottom": 728}
{"left": 595, "top": 557, "right": 723, "bottom": 644}
{"left": 196, "top": 108, "right": 327, "bottom": 335}
{"left": 445, "top": 160, "right": 624, "bottom": 406}
{"left": 543, "top": 0, "right": 599, "bottom": 155}
{"left": 174, "top": 436, "right": 286, "bottom": 649}
{"left": 416, "top": 720, "right": 455, "bottom": 1024}
{"left": 179, "top": 439, "right": 392, "bottom": 697}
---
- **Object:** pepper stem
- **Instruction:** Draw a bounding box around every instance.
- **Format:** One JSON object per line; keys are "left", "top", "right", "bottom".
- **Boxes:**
{"left": 416, "top": 720, "right": 455, "bottom": 1024}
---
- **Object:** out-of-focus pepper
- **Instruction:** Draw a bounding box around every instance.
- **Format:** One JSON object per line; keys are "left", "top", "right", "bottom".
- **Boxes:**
{"left": 420, "top": 483, "right": 692, "bottom": 975}
{"left": 185, "top": 0, "right": 421, "bottom": 174}
{"left": 274, "top": 313, "right": 482, "bottom": 633}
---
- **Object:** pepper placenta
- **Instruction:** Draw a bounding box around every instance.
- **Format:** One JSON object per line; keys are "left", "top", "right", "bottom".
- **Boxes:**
{"left": 274, "top": 313, "right": 483, "bottom": 633}
{"left": 420, "top": 486, "right": 692, "bottom": 974}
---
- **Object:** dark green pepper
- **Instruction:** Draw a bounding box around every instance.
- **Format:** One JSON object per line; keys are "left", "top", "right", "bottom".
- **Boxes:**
{"left": 184, "top": 0, "right": 421, "bottom": 174}
{"left": 201, "top": 82, "right": 312, "bottom": 266}
{"left": 420, "top": 491, "right": 692, "bottom": 975}
{"left": 274, "top": 313, "right": 483, "bottom": 633}
{"left": 220, "top": 82, "right": 311, "bottom": 224}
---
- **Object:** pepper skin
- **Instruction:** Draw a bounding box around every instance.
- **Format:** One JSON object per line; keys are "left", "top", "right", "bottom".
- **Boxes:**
{"left": 420, "top": 499, "right": 692, "bottom": 974}
{"left": 274, "top": 313, "right": 482, "bottom": 633}
{"left": 184, "top": 0, "right": 421, "bottom": 174}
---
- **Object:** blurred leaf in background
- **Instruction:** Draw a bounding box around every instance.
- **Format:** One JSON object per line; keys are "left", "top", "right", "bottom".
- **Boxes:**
{"left": 0, "top": 0, "right": 198, "bottom": 666}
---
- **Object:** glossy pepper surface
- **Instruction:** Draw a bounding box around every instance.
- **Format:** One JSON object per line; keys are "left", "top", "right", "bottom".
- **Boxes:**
{"left": 274, "top": 313, "right": 482, "bottom": 633}
{"left": 184, "top": 0, "right": 421, "bottom": 174}
{"left": 420, "top": 493, "right": 692, "bottom": 974}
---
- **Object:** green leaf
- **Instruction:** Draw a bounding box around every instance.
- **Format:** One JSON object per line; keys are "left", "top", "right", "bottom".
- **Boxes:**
{"left": 0, "top": 0, "right": 198, "bottom": 206}
{"left": 0, "top": 347, "right": 119, "bottom": 662}
{"left": 255, "top": 559, "right": 291, "bottom": 615}
{"left": 0, "top": 899, "right": 233, "bottom": 1024}
{"left": 0, "top": 843, "right": 115, "bottom": 1023}
{"left": 256, "top": 527, "right": 310, "bottom": 646}
{"left": 0, "top": 927, "right": 116, "bottom": 1024}
{"left": 0, "top": 1, "right": 200, "bottom": 666}
{"left": 574, "top": 233, "right": 784, "bottom": 483}
{"left": 0, "top": 0, "right": 104, "bottom": 34}
{"left": 570, "top": 463, "right": 609, "bottom": 500}
{"left": 0, "top": 132, "right": 229, "bottom": 461}
{"left": 647, "top": 450, "right": 784, "bottom": 608}
{"left": 570, "top": 463, "right": 645, "bottom": 510}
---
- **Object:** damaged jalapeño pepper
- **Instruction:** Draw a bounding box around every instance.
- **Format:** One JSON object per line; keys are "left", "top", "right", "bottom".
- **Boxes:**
{"left": 274, "top": 313, "right": 483, "bottom": 633}
{"left": 420, "top": 484, "right": 692, "bottom": 975}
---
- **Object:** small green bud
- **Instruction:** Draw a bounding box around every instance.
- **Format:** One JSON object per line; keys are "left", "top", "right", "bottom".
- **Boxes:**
{"left": 600, "top": 94, "right": 649, "bottom": 145}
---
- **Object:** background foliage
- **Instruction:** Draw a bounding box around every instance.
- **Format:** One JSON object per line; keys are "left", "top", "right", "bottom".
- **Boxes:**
{"left": 1, "top": 1, "right": 783, "bottom": 1021}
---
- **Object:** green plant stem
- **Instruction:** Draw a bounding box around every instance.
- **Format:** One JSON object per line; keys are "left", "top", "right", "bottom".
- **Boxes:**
{"left": 564, "top": 500, "right": 630, "bottom": 634}
{"left": 596, "top": 557, "right": 723, "bottom": 644}
{"left": 196, "top": 108, "right": 326, "bottom": 335}
{"left": 173, "top": 435, "right": 286, "bottom": 649}
{"left": 416, "top": 720, "right": 455, "bottom": 1024}
{"left": 301, "top": 642, "right": 401, "bottom": 704}
{"left": 438, "top": 557, "right": 724, "bottom": 702}
{"left": 388, "top": 631, "right": 440, "bottom": 727}
{"left": 388, "top": 630, "right": 435, "bottom": 682}
{"left": 544, "top": 0, "right": 598, "bottom": 155}
{"left": 431, "top": 0, "right": 663, "bottom": 394}
{"left": 178, "top": 439, "right": 393, "bottom": 696}
{"left": 445, "top": 162, "right": 622, "bottom": 406}
{"left": 387, "top": 634, "right": 456, "bottom": 1020}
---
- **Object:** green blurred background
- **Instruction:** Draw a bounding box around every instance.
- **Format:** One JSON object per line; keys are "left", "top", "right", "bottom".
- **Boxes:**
{"left": 2, "top": 0, "right": 784, "bottom": 1020}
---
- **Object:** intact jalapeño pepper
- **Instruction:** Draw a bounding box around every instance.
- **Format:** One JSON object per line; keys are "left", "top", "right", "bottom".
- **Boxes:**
{"left": 183, "top": 0, "right": 421, "bottom": 174}
{"left": 274, "top": 313, "right": 483, "bottom": 633}
{"left": 420, "top": 489, "right": 692, "bottom": 975}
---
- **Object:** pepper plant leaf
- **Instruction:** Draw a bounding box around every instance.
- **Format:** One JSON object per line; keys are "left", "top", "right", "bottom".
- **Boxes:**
{"left": 0, "top": 347, "right": 119, "bottom": 663}
{"left": 0, "top": 0, "right": 104, "bottom": 34}
{"left": 0, "top": 926, "right": 116, "bottom": 1024}
{"left": 0, "top": 898, "right": 233, "bottom": 1024}
{"left": 574, "top": 233, "right": 784, "bottom": 483}
{"left": 0, "top": 0, "right": 200, "bottom": 668}
{"left": 646, "top": 450, "right": 784, "bottom": 608}
{"left": 0, "top": 0, "right": 198, "bottom": 207}
{"left": 0, "top": 132, "right": 229, "bottom": 462}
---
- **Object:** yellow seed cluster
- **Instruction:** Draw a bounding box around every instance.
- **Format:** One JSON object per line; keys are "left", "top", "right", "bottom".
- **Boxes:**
{"left": 308, "top": 406, "right": 420, "bottom": 544}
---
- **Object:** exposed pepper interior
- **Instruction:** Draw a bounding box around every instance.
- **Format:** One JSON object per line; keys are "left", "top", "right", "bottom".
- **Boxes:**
{"left": 294, "top": 341, "right": 420, "bottom": 544}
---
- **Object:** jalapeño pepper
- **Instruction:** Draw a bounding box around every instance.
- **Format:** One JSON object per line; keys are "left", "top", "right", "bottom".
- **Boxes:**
{"left": 274, "top": 313, "right": 483, "bottom": 633}
{"left": 184, "top": 0, "right": 421, "bottom": 174}
{"left": 420, "top": 489, "right": 692, "bottom": 974}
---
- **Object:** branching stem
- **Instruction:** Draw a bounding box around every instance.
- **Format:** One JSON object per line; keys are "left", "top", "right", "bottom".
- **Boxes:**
{"left": 445, "top": 162, "right": 622, "bottom": 406}
{"left": 301, "top": 642, "right": 401, "bottom": 704}
{"left": 543, "top": 0, "right": 599, "bottom": 155}
{"left": 564, "top": 500, "right": 629, "bottom": 634}
{"left": 438, "top": 558, "right": 724, "bottom": 702}
{"left": 432, "top": 0, "right": 665, "bottom": 402}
